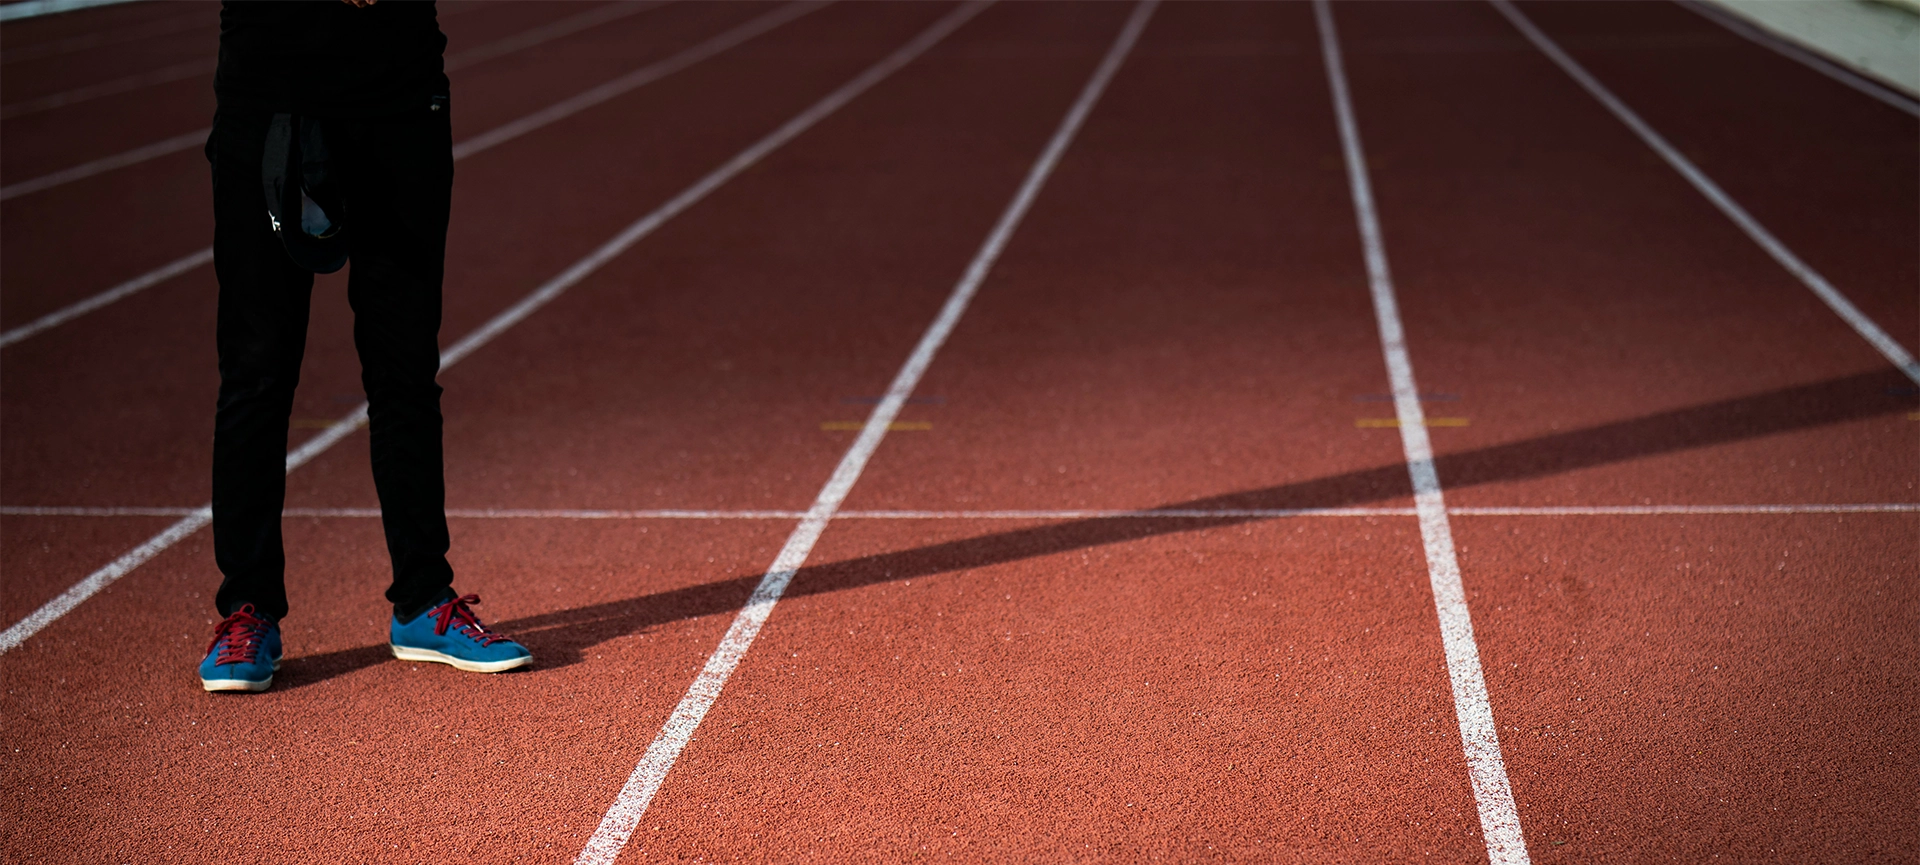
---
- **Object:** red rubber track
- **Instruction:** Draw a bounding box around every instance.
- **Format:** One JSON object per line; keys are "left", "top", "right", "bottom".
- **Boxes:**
{"left": 2, "top": 1, "right": 1915, "bottom": 862}
{"left": 0, "top": 0, "right": 191, "bottom": 43}
{"left": 0, "top": 7, "right": 210, "bottom": 107}
{"left": 0, "top": 0, "right": 197, "bottom": 67}
{"left": 1332, "top": 2, "right": 1918, "bottom": 859}
{"left": 1518, "top": 0, "right": 1919, "bottom": 350}
{"left": 636, "top": 8, "right": 1488, "bottom": 860}
{"left": 1332, "top": 1, "right": 1917, "bottom": 510}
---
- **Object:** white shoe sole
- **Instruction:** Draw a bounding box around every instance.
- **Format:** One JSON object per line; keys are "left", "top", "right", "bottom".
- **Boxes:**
{"left": 201, "top": 677, "right": 272, "bottom": 692}
{"left": 390, "top": 644, "right": 532, "bottom": 673}
{"left": 201, "top": 657, "right": 280, "bottom": 692}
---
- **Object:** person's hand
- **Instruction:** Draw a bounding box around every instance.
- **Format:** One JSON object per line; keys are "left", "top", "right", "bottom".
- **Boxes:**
{"left": 342, "top": 0, "right": 378, "bottom": 6}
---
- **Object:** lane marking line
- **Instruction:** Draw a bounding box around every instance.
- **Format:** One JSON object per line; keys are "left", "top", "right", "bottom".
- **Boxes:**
{"left": 0, "top": 507, "right": 212, "bottom": 657}
{"left": 0, "top": 1, "right": 821, "bottom": 348}
{"left": 820, "top": 420, "right": 931, "bottom": 431}
{"left": 1490, "top": 0, "right": 1920, "bottom": 387}
{"left": 0, "top": 246, "right": 212, "bottom": 349}
{"left": 0, "top": 0, "right": 665, "bottom": 121}
{"left": 438, "top": 1, "right": 672, "bottom": 76}
{"left": 2, "top": 8, "right": 206, "bottom": 65}
{"left": 0, "top": 58, "right": 213, "bottom": 120}
{"left": 0, "top": 2, "right": 488, "bottom": 65}
{"left": 841, "top": 394, "right": 944, "bottom": 404}
{"left": 574, "top": 4, "right": 1157, "bottom": 861}
{"left": 0, "top": 126, "right": 207, "bottom": 203}
{"left": 0, "top": 0, "right": 141, "bottom": 23}
{"left": 0, "top": 0, "right": 878, "bottom": 658}
{"left": 1447, "top": 503, "right": 1920, "bottom": 516}
{"left": 1, "top": 506, "right": 205, "bottom": 518}
{"left": 6, "top": 503, "right": 1916, "bottom": 520}
{"left": 1354, "top": 392, "right": 1459, "bottom": 402}
{"left": 1357, "top": 417, "right": 1469, "bottom": 428}
{"left": 448, "top": 0, "right": 826, "bottom": 161}
{"left": 0, "top": 0, "right": 746, "bottom": 200}
{"left": 1675, "top": 0, "right": 1920, "bottom": 118}
{"left": 1315, "top": 3, "right": 1530, "bottom": 863}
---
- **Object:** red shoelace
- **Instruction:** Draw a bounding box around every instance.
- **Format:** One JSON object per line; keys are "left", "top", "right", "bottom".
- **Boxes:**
{"left": 206, "top": 604, "right": 272, "bottom": 665}
{"left": 430, "top": 594, "right": 512, "bottom": 646}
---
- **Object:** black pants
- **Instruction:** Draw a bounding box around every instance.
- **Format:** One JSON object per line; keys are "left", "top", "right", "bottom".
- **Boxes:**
{"left": 207, "top": 104, "right": 455, "bottom": 621}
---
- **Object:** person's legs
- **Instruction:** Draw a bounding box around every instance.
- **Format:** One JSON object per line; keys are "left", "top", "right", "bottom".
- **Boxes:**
{"left": 209, "top": 108, "right": 315, "bottom": 623}
{"left": 335, "top": 101, "right": 530, "bottom": 673}
{"left": 334, "top": 101, "right": 457, "bottom": 619}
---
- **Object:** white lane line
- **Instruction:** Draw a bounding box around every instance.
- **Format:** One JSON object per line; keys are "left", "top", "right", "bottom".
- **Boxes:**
{"left": 0, "top": 58, "right": 214, "bottom": 120}
{"left": 9, "top": 503, "right": 1915, "bottom": 520}
{"left": 441, "top": 508, "right": 814, "bottom": 520}
{"left": 0, "top": 247, "right": 212, "bottom": 348}
{"left": 0, "top": 506, "right": 204, "bottom": 517}
{"left": 1675, "top": 0, "right": 1920, "bottom": 118}
{"left": 1, "top": 8, "right": 206, "bottom": 65}
{"left": 1315, "top": 2, "right": 1530, "bottom": 863}
{"left": 843, "top": 503, "right": 1920, "bottom": 518}
{"left": 0, "top": 126, "right": 207, "bottom": 202}
{"left": 439, "top": 508, "right": 810, "bottom": 520}
{"left": 573, "top": 2, "right": 1155, "bottom": 860}
{"left": 842, "top": 507, "right": 1413, "bottom": 519}
{"left": 0, "top": 0, "right": 140, "bottom": 23}
{"left": 0, "top": 1, "right": 818, "bottom": 349}
{"left": 0, "top": 0, "right": 486, "bottom": 63}
{"left": 1490, "top": 0, "right": 1920, "bottom": 387}
{"left": 0, "top": 0, "right": 883, "bottom": 658}
{"left": 0, "top": 506, "right": 211, "bottom": 656}
{"left": 441, "top": 0, "right": 670, "bottom": 74}
{"left": 0, "top": 0, "right": 750, "bottom": 201}
{"left": 0, "top": 0, "right": 642, "bottom": 113}
{"left": 1454, "top": 503, "right": 1920, "bottom": 516}
{"left": 449, "top": 0, "right": 823, "bottom": 161}
{"left": 0, "top": 1, "right": 485, "bottom": 66}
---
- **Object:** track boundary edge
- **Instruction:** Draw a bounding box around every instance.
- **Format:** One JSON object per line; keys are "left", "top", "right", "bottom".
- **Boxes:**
{"left": 1491, "top": 0, "right": 1920, "bottom": 387}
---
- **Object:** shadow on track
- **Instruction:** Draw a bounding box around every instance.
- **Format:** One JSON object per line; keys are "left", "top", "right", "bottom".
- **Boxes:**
{"left": 272, "top": 368, "right": 1915, "bottom": 689}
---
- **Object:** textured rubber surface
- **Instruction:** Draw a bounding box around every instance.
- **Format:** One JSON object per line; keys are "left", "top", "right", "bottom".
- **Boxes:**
{"left": 1, "top": 1, "right": 1914, "bottom": 862}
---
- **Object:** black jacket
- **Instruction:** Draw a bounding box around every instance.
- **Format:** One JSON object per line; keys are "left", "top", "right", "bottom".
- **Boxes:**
{"left": 215, "top": 0, "right": 448, "bottom": 119}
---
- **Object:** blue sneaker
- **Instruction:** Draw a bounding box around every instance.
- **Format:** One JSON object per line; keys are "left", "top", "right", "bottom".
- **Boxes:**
{"left": 389, "top": 593, "right": 532, "bottom": 673}
{"left": 199, "top": 604, "right": 282, "bottom": 692}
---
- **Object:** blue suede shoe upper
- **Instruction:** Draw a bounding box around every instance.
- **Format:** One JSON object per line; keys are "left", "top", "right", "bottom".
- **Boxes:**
{"left": 389, "top": 594, "right": 531, "bottom": 667}
{"left": 198, "top": 604, "right": 282, "bottom": 688}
